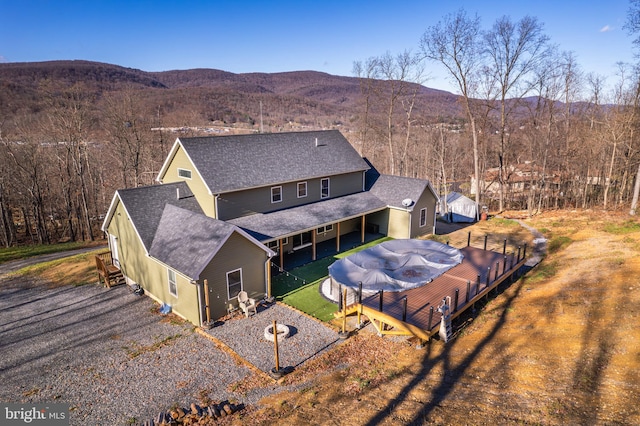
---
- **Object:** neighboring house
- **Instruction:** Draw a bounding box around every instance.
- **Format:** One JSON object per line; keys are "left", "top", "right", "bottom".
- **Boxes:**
{"left": 102, "top": 130, "right": 438, "bottom": 326}
{"left": 470, "top": 162, "right": 561, "bottom": 201}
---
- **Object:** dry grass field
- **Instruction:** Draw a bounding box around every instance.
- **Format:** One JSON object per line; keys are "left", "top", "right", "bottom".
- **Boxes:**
{"left": 233, "top": 210, "right": 640, "bottom": 425}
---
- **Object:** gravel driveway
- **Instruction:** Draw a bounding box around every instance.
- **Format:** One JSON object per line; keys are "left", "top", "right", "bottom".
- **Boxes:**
{"left": 0, "top": 283, "right": 245, "bottom": 424}
{"left": 0, "top": 279, "right": 339, "bottom": 425}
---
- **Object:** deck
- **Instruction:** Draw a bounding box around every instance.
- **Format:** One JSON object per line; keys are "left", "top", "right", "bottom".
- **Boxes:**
{"left": 339, "top": 244, "right": 528, "bottom": 342}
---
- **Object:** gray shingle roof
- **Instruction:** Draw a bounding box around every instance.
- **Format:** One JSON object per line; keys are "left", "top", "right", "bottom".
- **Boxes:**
{"left": 149, "top": 204, "right": 237, "bottom": 279}
{"left": 367, "top": 173, "right": 432, "bottom": 210}
{"left": 177, "top": 130, "right": 370, "bottom": 194}
{"left": 117, "top": 182, "right": 203, "bottom": 251}
{"left": 227, "top": 192, "right": 388, "bottom": 241}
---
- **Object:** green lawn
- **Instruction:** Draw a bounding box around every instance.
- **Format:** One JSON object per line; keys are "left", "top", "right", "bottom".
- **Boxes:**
{"left": 272, "top": 237, "right": 391, "bottom": 322}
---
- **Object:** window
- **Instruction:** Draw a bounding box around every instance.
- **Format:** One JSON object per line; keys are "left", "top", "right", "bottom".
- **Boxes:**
{"left": 321, "top": 178, "right": 330, "bottom": 198}
{"left": 168, "top": 269, "right": 177, "bottom": 297}
{"left": 226, "top": 268, "right": 243, "bottom": 300}
{"left": 317, "top": 224, "right": 334, "bottom": 234}
{"left": 271, "top": 186, "right": 282, "bottom": 203}
{"left": 419, "top": 208, "right": 427, "bottom": 227}
{"left": 293, "top": 231, "right": 312, "bottom": 249}
{"left": 177, "top": 168, "right": 192, "bottom": 179}
{"left": 267, "top": 238, "right": 288, "bottom": 253}
{"left": 297, "top": 182, "right": 307, "bottom": 198}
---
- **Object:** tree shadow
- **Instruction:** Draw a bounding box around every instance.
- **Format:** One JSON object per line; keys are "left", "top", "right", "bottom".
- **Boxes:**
{"left": 364, "top": 270, "right": 528, "bottom": 425}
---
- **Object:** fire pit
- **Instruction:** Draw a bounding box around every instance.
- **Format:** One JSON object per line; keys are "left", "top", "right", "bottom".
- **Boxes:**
{"left": 264, "top": 323, "right": 290, "bottom": 342}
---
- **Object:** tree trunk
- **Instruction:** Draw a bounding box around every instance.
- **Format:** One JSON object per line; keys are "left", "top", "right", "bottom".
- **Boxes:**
{"left": 630, "top": 162, "right": 640, "bottom": 215}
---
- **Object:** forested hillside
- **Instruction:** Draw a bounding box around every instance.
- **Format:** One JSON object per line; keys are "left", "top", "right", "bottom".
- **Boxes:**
{"left": 0, "top": 56, "right": 639, "bottom": 247}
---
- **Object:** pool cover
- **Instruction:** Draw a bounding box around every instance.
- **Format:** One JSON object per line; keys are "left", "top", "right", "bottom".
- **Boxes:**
{"left": 328, "top": 239, "right": 464, "bottom": 293}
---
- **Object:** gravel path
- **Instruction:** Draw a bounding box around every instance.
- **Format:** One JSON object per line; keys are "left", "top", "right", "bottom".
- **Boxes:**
{"left": 0, "top": 245, "right": 107, "bottom": 276}
{"left": 0, "top": 282, "right": 336, "bottom": 425}
{"left": 205, "top": 302, "right": 339, "bottom": 374}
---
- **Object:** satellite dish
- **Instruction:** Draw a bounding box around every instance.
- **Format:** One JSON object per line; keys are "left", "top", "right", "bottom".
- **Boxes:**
{"left": 402, "top": 198, "right": 413, "bottom": 207}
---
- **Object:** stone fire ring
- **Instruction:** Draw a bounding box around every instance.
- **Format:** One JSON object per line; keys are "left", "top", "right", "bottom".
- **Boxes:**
{"left": 264, "top": 324, "right": 290, "bottom": 342}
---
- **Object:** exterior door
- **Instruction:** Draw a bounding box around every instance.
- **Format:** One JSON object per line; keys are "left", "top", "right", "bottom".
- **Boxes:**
{"left": 109, "top": 234, "right": 120, "bottom": 268}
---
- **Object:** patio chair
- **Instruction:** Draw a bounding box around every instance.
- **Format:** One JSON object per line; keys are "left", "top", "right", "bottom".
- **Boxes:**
{"left": 238, "top": 291, "right": 257, "bottom": 317}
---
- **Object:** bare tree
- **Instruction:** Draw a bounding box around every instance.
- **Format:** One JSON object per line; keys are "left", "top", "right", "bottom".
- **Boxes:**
{"left": 420, "top": 9, "right": 484, "bottom": 216}
{"left": 352, "top": 57, "right": 380, "bottom": 157}
{"left": 484, "top": 15, "right": 550, "bottom": 212}
{"left": 42, "top": 82, "right": 96, "bottom": 241}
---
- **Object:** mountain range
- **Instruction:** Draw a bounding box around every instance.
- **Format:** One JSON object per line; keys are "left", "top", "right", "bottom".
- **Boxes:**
{"left": 0, "top": 60, "right": 463, "bottom": 132}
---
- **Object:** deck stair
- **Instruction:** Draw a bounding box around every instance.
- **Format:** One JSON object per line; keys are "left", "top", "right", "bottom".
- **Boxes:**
{"left": 95, "top": 251, "right": 125, "bottom": 288}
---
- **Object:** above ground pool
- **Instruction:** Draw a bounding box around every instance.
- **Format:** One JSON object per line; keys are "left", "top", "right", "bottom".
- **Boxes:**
{"left": 324, "top": 239, "right": 464, "bottom": 302}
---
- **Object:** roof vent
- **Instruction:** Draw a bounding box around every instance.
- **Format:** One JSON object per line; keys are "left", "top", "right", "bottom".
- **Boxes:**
{"left": 402, "top": 198, "right": 413, "bottom": 207}
{"left": 315, "top": 137, "right": 326, "bottom": 147}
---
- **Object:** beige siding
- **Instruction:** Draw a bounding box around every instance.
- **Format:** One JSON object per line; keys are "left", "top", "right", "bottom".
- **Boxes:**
{"left": 410, "top": 189, "right": 437, "bottom": 238}
{"left": 200, "top": 232, "right": 270, "bottom": 321}
{"left": 161, "top": 145, "right": 217, "bottom": 218}
{"left": 217, "top": 172, "right": 364, "bottom": 220}
{"left": 105, "top": 199, "right": 201, "bottom": 324}
{"left": 387, "top": 208, "right": 411, "bottom": 239}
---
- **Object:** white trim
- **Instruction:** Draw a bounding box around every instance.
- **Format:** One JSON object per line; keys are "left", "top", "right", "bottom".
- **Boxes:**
{"left": 226, "top": 268, "right": 243, "bottom": 300}
{"left": 177, "top": 168, "right": 192, "bottom": 179}
{"left": 321, "top": 177, "right": 330, "bottom": 199}
{"left": 109, "top": 234, "right": 120, "bottom": 268}
{"left": 419, "top": 207, "right": 427, "bottom": 227}
{"left": 168, "top": 268, "right": 178, "bottom": 297}
{"left": 102, "top": 192, "right": 149, "bottom": 256}
{"left": 271, "top": 185, "right": 283, "bottom": 203}
{"left": 267, "top": 237, "right": 289, "bottom": 253}
{"left": 101, "top": 191, "right": 121, "bottom": 232}
{"left": 156, "top": 138, "right": 213, "bottom": 195}
{"left": 297, "top": 181, "right": 308, "bottom": 198}
{"left": 317, "top": 223, "right": 334, "bottom": 234}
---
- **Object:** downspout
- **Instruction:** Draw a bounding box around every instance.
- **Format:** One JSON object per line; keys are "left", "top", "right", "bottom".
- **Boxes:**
{"left": 265, "top": 254, "right": 273, "bottom": 299}
{"left": 214, "top": 194, "right": 220, "bottom": 219}
{"left": 432, "top": 205, "right": 437, "bottom": 235}
{"left": 408, "top": 209, "right": 412, "bottom": 239}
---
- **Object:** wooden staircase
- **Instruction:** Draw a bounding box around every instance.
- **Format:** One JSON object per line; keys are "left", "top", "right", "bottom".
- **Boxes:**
{"left": 95, "top": 251, "right": 125, "bottom": 288}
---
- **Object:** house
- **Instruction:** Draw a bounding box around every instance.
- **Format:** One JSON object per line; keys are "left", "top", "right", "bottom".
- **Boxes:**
{"left": 470, "top": 162, "right": 561, "bottom": 202}
{"left": 101, "top": 130, "right": 438, "bottom": 326}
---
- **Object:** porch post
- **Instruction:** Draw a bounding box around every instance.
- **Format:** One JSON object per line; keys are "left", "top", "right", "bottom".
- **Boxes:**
{"left": 336, "top": 222, "right": 341, "bottom": 252}
{"left": 312, "top": 229, "right": 317, "bottom": 261}
{"left": 203, "top": 279, "right": 211, "bottom": 324}
{"left": 361, "top": 215, "right": 365, "bottom": 243}
{"left": 279, "top": 238, "right": 284, "bottom": 271}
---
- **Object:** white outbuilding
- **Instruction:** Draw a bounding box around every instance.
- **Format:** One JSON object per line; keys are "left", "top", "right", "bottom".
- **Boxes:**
{"left": 442, "top": 192, "right": 477, "bottom": 223}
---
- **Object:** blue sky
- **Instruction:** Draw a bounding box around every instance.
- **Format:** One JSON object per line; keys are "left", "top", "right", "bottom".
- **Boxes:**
{"left": 0, "top": 0, "right": 635, "bottom": 94}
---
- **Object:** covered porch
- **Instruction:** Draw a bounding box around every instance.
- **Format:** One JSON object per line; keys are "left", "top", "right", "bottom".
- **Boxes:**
{"left": 227, "top": 191, "right": 389, "bottom": 272}
{"left": 273, "top": 228, "right": 385, "bottom": 271}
